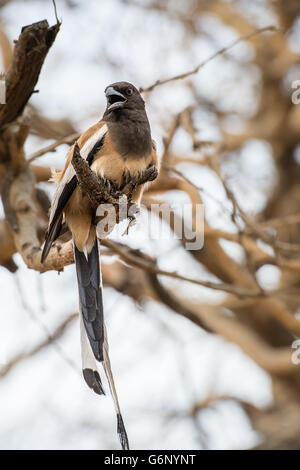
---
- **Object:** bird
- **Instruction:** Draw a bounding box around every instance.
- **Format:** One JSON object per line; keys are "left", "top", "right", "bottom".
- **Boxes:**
{"left": 41, "top": 82, "right": 159, "bottom": 450}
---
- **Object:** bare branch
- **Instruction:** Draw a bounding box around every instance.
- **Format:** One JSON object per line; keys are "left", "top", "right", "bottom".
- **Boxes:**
{"left": 0, "top": 20, "right": 60, "bottom": 128}
{"left": 0, "top": 314, "right": 77, "bottom": 378}
{"left": 103, "top": 239, "right": 263, "bottom": 298}
{"left": 140, "top": 26, "right": 284, "bottom": 93}
{"left": 27, "top": 132, "right": 80, "bottom": 163}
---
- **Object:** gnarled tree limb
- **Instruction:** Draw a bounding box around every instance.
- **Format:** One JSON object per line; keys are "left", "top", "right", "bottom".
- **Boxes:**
{"left": 0, "top": 20, "right": 60, "bottom": 128}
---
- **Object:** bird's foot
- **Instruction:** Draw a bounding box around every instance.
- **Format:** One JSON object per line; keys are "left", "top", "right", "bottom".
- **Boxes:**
{"left": 144, "top": 164, "right": 158, "bottom": 182}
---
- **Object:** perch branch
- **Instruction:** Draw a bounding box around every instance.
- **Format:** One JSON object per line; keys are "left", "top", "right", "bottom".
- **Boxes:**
{"left": 71, "top": 141, "right": 158, "bottom": 208}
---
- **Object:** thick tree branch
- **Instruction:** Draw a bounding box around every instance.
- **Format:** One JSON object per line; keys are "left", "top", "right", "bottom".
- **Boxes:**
{"left": 0, "top": 20, "right": 60, "bottom": 128}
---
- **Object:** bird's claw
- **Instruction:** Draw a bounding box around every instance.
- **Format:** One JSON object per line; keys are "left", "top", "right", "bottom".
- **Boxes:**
{"left": 145, "top": 164, "right": 158, "bottom": 182}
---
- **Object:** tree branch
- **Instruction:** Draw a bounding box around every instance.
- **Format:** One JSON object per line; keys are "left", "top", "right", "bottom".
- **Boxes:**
{"left": 0, "top": 313, "right": 77, "bottom": 378}
{"left": 140, "top": 26, "right": 283, "bottom": 93}
{"left": 0, "top": 20, "right": 60, "bottom": 128}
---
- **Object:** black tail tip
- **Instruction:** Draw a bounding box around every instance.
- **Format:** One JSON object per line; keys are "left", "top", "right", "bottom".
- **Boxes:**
{"left": 83, "top": 368, "right": 105, "bottom": 395}
{"left": 117, "top": 413, "right": 130, "bottom": 450}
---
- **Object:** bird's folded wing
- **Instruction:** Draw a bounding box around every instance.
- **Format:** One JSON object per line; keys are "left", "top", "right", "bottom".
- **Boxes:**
{"left": 41, "top": 123, "right": 108, "bottom": 262}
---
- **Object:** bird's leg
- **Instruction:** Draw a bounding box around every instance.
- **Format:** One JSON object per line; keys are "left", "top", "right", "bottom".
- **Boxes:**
{"left": 122, "top": 203, "right": 140, "bottom": 236}
{"left": 121, "top": 165, "right": 158, "bottom": 235}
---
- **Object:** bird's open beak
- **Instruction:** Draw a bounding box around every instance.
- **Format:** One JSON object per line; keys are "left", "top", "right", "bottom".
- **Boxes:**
{"left": 105, "top": 87, "right": 127, "bottom": 111}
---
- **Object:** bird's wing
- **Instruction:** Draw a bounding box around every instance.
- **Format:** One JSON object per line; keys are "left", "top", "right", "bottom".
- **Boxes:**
{"left": 41, "top": 122, "right": 108, "bottom": 262}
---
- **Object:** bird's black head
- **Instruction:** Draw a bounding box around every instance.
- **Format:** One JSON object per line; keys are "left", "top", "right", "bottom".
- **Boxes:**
{"left": 104, "top": 81, "right": 145, "bottom": 114}
{"left": 102, "top": 81, "right": 152, "bottom": 157}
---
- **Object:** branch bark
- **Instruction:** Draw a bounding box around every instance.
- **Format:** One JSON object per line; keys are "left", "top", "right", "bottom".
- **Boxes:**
{"left": 0, "top": 20, "right": 60, "bottom": 128}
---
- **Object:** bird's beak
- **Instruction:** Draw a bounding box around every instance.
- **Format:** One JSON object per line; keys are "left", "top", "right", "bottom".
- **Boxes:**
{"left": 105, "top": 87, "right": 127, "bottom": 111}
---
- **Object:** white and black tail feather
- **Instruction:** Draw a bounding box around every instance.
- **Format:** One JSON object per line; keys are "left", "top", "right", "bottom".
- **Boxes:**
{"left": 80, "top": 314, "right": 105, "bottom": 395}
{"left": 74, "top": 241, "right": 104, "bottom": 361}
{"left": 41, "top": 124, "right": 129, "bottom": 449}
{"left": 75, "top": 238, "right": 129, "bottom": 450}
{"left": 102, "top": 324, "right": 129, "bottom": 450}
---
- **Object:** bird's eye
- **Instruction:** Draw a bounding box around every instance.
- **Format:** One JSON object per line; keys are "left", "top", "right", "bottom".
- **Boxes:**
{"left": 126, "top": 88, "right": 133, "bottom": 96}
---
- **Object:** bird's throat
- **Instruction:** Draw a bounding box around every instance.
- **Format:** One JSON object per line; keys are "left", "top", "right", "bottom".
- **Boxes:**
{"left": 104, "top": 111, "right": 153, "bottom": 159}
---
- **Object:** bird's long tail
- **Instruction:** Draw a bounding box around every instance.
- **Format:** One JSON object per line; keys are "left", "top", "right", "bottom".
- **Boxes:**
{"left": 74, "top": 238, "right": 129, "bottom": 450}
